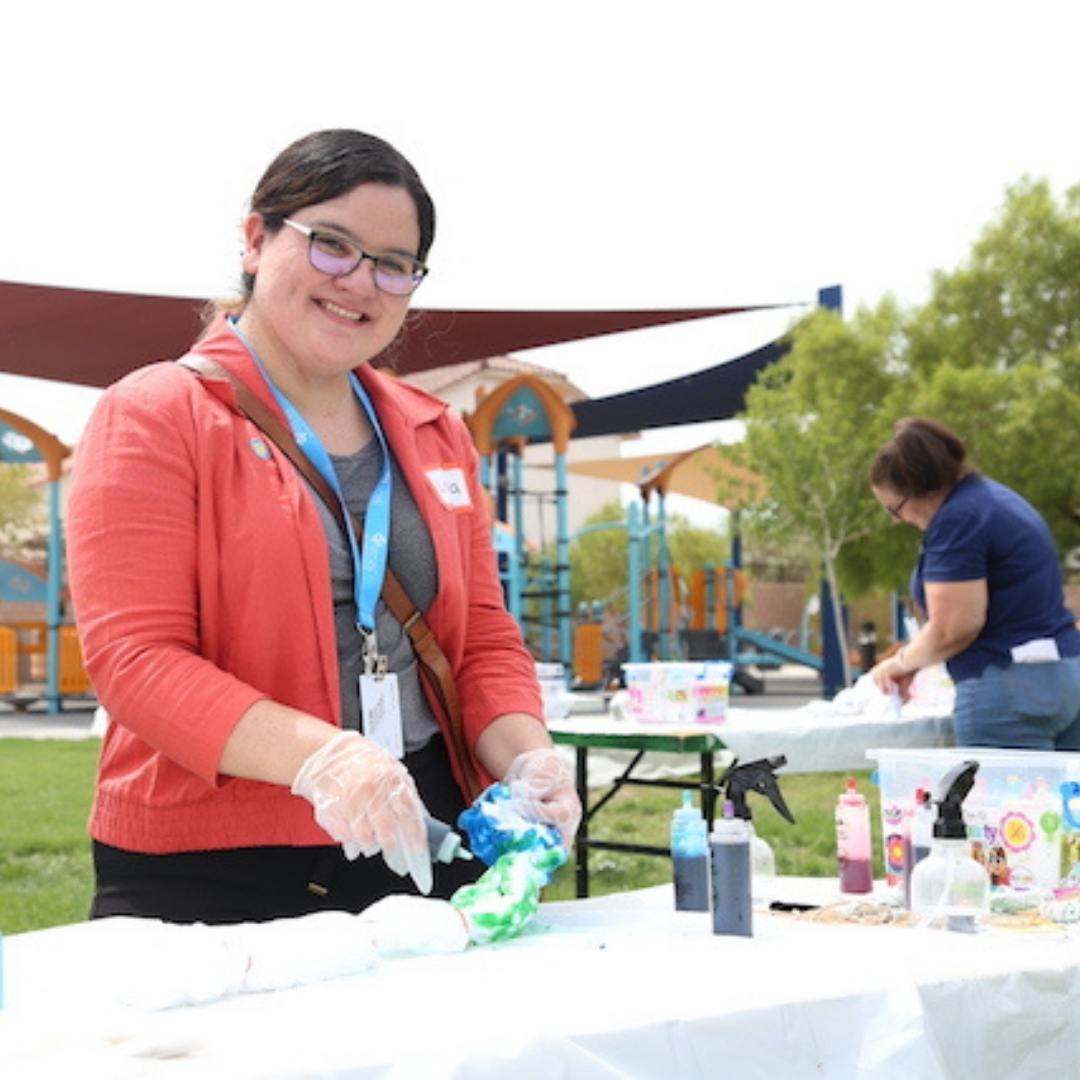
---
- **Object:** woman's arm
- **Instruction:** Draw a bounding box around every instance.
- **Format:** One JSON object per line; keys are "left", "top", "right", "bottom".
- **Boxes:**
{"left": 219, "top": 699, "right": 341, "bottom": 785}
{"left": 871, "top": 579, "right": 987, "bottom": 692}
{"left": 473, "top": 712, "right": 552, "bottom": 779}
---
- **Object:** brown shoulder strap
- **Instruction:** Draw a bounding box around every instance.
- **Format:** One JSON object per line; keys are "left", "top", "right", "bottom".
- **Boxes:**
{"left": 180, "top": 354, "right": 482, "bottom": 798}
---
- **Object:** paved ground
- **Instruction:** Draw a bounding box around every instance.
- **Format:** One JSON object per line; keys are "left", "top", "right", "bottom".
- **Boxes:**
{"left": 0, "top": 665, "right": 825, "bottom": 741}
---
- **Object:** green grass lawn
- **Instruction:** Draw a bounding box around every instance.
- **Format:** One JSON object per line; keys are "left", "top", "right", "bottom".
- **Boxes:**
{"left": 0, "top": 739, "right": 99, "bottom": 933}
{"left": 0, "top": 738, "right": 883, "bottom": 932}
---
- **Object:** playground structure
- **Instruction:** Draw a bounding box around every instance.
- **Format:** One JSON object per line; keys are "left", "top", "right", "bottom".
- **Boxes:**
{"left": 0, "top": 286, "right": 851, "bottom": 710}
{"left": 464, "top": 373, "right": 838, "bottom": 692}
{"left": 0, "top": 410, "right": 90, "bottom": 711}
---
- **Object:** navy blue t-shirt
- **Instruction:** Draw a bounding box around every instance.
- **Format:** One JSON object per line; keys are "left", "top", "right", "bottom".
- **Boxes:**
{"left": 911, "top": 474, "right": 1080, "bottom": 682}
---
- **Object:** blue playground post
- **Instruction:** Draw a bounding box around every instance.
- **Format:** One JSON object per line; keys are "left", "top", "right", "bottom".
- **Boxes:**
{"left": 656, "top": 491, "right": 671, "bottom": 658}
{"left": 820, "top": 572, "right": 847, "bottom": 698}
{"left": 555, "top": 452, "right": 572, "bottom": 671}
{"left": 627, "top": 502, "right": 643, "bottom": 662}
{"left": 45, "top": 479, "right": 62, "bottom": 713}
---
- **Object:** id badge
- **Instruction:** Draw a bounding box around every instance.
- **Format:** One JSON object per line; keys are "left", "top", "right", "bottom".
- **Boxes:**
{"left": 360, "top": 672, "right": 404, "bottom": 758}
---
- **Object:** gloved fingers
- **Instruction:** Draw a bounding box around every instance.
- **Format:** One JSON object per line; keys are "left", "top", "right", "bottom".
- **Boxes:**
{"left": 544, "top": 792, "right": 583, "bottom": 848}
{"left": 504, "top": 748, "right": 572, "bottom": 799}
{"left": 363, "top": 775, "right": 426, "bottom": 852}
{"left": 507, "top": 778, "right": 582, "bottom": 849}
{"left": 378, "top": 820, "right": 434, "bottom": 895}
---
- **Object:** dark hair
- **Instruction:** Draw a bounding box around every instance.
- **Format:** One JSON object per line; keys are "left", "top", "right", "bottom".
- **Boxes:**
{"left": 239, "top": 129, "right": 435, "bottom": 300}
{"left": 870, "top": 416, "right": 974, "bottom": 496}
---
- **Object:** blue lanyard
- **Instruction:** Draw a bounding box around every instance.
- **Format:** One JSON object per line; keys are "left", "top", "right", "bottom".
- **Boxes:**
{"left": 228, "top": 319, "right": 392, "bottom": 643}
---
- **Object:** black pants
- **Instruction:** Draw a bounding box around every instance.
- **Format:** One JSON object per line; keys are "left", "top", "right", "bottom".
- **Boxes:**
{"left": 90, "top": 735, "right": 484, "bottom": 924}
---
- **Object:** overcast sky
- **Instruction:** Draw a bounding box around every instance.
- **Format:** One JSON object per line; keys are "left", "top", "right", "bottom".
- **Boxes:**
{"left": 3, "top": 0, "right": 1079, "bottom": 466}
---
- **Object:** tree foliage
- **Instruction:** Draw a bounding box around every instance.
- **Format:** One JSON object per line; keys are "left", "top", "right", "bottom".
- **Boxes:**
{"left": 566, "top": 499, "right": 728, "bottom": 611}
{"left": 0, "top": 464, "right": 46, "bottom": 553}
{"left": 738, "top": 175, "right": 1080, "bottom": 607}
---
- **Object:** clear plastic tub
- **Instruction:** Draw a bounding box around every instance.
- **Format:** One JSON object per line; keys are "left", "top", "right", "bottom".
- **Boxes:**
{"left": 622, "top": 661, "right": 732, "bottom": 724}
{"left": 867, "top": 746, "right": 1080, "bottom": 897}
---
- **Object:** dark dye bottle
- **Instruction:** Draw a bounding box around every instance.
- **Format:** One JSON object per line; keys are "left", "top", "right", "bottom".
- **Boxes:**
{"left": 710, "top": 800, "right": 752, "bottom": 937}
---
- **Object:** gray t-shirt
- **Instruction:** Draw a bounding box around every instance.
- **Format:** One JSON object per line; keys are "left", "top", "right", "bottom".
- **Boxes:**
{"left": 311, "top": 442, "right": 441, "bottom": 752}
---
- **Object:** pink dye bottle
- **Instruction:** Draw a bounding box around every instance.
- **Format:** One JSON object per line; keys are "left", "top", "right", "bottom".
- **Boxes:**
{"left": 836, "top": 778, "right": 874, "bottom": 894}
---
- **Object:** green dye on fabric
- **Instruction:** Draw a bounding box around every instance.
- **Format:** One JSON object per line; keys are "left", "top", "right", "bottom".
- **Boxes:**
{"left": 451, "top": 847, "right": 565, "bottom": 944}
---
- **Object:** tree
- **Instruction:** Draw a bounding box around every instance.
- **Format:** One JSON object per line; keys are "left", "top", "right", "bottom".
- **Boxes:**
{"left": 897, "top": 177, "right": 1080, "bottom": 563}
{"left": 567, "top": 500, "right": 628, "bottom": 610}
{"left": 566, "top": 500, "right": 729, "bottom": 611}
{"left": 735, "top": 303, "right": 903, "bottom": 681}
{"left": 0, "top": 464, "right": 46, "bottom": 555}
{"left": 906, "top": 178, "right": 1080, "bottom": 382}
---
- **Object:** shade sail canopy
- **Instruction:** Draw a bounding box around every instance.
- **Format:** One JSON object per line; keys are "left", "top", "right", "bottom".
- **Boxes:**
{"left": 566, "top": 444, "right": 764, "bottom": 509}
{"left": 0, "top": 279, "right": 785, "bottom": 388}
{"left": 568, "top": 339, "right": 787, "bottom": 438}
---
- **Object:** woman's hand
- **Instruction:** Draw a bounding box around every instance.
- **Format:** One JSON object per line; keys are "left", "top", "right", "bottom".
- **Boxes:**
{"left": 869, "top": 653, "right": 916, "bottom": 700}
{"left": 503, "top": 748, "right": 582, "bottom": 849}
{"left": 291, "top": 730, "right": 432, "bottom": 894}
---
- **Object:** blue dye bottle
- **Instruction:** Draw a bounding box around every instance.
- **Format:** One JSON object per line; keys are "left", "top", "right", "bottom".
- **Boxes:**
{"left": 710, "top": 800, "right": 752, "bottom": 937}
{"left": 671, "top": 791, "right": 709, "bottom": 911}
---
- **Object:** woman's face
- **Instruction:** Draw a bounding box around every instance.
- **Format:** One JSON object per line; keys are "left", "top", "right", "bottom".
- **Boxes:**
{"left": 872, "top": 484, "right": 938, "bottom": 531}
{"left": 240, "top": 182, "right": 421, "bottom": 380}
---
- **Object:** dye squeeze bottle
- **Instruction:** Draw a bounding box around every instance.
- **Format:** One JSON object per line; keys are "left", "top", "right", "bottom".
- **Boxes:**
{"left": 710, "top": 801, "right": 752, "bottom": 937}
{"left": 836, "top": 778, "right": 873, "bottom": 894}
{"left": 909, "top": 761, "right": 990, "bottom": 932}
{"left": 426, "top": 817, "right": 474, "bottom": 866}
{"left": 671, "top": 791, "right": 710, "bottom": 911}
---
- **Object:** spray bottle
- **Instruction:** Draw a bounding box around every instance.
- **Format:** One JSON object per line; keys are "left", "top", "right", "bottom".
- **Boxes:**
{"left": 721, "top": 755, "right": 796, "bottom": 899}
{"left": 836, "top": 777, "right": 873, "bottom": 894}
{"left": 909, "top": 761, "right": 990, "bottom": 932}
{"left": 670, "top": 791, "right": 710, "bottom": 911}
{"left": 710, "top": 800, "right": 752, "bottom": 937}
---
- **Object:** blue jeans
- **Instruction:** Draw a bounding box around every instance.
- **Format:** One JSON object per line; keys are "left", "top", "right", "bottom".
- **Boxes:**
{"left": 952, "top": 656, "right": 1080, "bottom": 750}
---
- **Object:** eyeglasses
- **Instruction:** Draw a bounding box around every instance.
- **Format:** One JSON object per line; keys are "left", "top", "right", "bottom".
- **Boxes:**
{"left": 885, "top": 494, "right": 909, "bottom": 520}
{"left": 281, "top": 218, "right": 428, "bottom": 296}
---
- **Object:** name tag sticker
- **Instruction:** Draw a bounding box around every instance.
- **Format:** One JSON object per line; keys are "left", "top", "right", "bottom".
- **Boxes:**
{"left": 360, "top": 672, "right": 404, "bottom": 759}
{"left": 425, "top": 466, "right": 472, "bottom": 511}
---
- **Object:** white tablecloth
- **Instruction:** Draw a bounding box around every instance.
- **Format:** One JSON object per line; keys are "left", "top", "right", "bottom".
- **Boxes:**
{"left": 550, "top": 703, "right": 953, "bottom": 786}
{"left": 3, "top": 880, "right": 1078, "bottom": 1078}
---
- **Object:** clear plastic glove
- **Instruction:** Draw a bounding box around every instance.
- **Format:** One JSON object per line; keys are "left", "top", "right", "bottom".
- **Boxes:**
{"left": 291, "top": 730, "right": 433, "bottom": 894}
{"left": 503, "top": 747, "right": 582, "bottom": 849}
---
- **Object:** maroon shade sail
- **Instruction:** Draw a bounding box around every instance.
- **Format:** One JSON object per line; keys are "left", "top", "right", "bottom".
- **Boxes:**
{"left": 0, "top": 280, "right": 785, "bottom": 388}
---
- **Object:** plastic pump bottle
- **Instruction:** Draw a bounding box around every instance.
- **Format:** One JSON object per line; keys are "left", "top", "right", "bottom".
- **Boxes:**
{"left": 670, "top": 791, "right": 710, "bottom": 911}
{"left": 710, "top": 800, "right": 752, "bottom": 937}
{"left": 909, "top": 761, "right": 990, "bottom": 932}
{"left": 836, "top": 777, "right": 873, "bottom": 894}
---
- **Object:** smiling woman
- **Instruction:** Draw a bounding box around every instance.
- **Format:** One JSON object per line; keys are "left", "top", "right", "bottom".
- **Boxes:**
{"left": 64, "top": 129, "right": 580, "bottom": 927}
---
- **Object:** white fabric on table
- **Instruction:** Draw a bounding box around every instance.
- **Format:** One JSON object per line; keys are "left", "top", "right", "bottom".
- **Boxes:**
{"left": 5, "top": 880, "right": 1080, "bottom": 1078}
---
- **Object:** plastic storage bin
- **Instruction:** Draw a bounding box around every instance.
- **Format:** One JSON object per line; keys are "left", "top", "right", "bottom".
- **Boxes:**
{"left": 622, "top": 661, "right": 732, "bottom": 724}
{"left": 868, "top": 746, "right": 1080, "bottom": 897}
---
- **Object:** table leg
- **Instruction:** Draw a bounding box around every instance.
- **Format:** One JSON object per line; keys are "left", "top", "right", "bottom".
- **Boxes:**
{"left": 701, "top": 751, "right": 717, "bottom": 829}
{"left": 575, "top": 745, "right": 589, "bottom": 899}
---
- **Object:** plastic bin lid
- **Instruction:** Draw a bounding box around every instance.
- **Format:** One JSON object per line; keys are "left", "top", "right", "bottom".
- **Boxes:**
{"left": 866, "top": 746, "right": 1080, "bottom": 769}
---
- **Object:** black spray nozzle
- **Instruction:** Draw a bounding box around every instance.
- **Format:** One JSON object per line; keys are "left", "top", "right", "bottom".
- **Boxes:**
{"left": 721, "top": 755, "right": 796, "bottom": 825}
{"left": 933, "top": 760, "right": 979, "bottom": 840}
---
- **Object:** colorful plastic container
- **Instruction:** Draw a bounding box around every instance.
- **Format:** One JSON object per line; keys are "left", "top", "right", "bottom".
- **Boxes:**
{"left": 622, "top": 661, "right": 732, "bottom": 724}
{"left": 867, "top": 746, "right": 1080, "bottom": 898}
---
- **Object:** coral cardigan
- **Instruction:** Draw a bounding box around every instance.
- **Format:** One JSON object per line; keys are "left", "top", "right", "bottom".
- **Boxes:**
{"left": 66, "top": 319, "right": 543, "bottom": 854}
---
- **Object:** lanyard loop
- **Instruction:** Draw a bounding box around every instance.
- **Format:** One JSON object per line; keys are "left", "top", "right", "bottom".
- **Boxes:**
{"left": 228, "top": 318, "right": 392, "bottom": 639}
